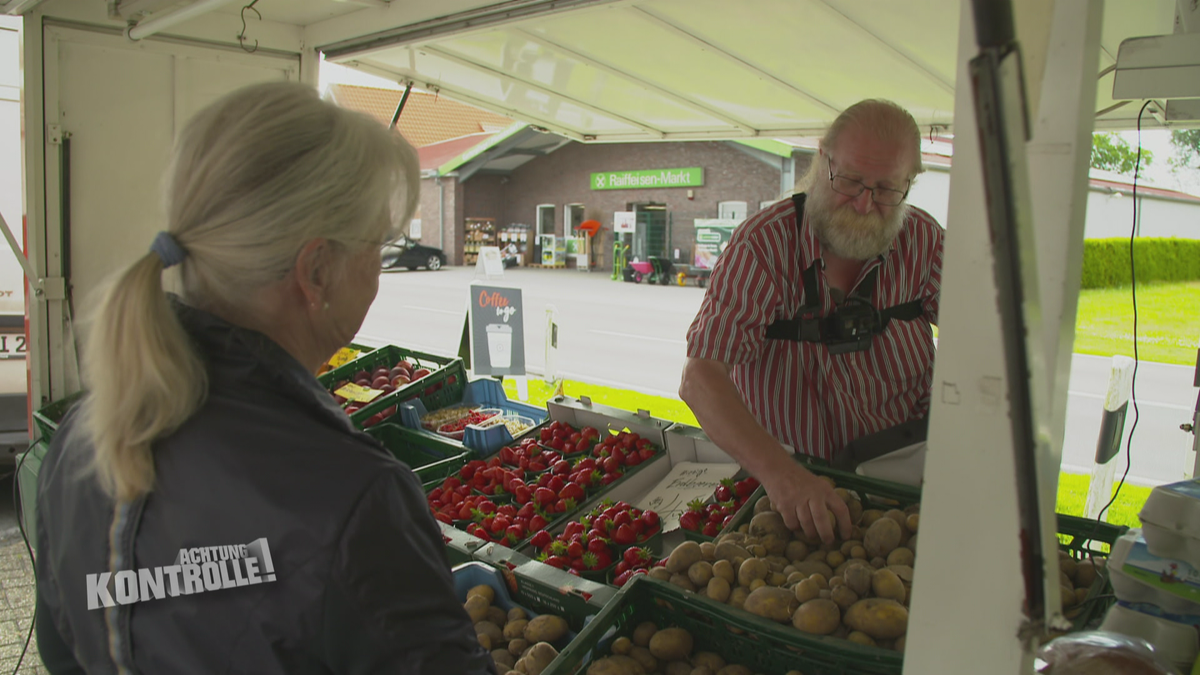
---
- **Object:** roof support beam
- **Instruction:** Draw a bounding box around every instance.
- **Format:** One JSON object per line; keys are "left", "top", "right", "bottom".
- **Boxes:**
{"left": 457, "top": 128, "right": 539, "bottom": 182}
{"left": 629, "top": 5, "right": 841, "bottom": 116}
{"left": 812, "top": 0, "right": 955, "bottom": 95}
{"left": 514, "top": 27, "right": 758, "bottom": 135}
{"left": 341, "top": 58, "right": 590, "bottom": 141}
{"left": 421, "top": 44, "right": 666, "bottom": 138}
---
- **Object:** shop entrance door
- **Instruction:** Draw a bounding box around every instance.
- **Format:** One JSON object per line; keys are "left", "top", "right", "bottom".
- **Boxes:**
{"left": 628, "top": 202, "right": 668, "bottom": 262}
{"left": 535, "top": 203, "right": 555, "bottom": 264}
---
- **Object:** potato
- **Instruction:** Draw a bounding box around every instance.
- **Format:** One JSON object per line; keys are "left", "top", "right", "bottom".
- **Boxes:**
{"left": 749, "top": 511, "right": 790, "bottom": 540}
{"left": 707, "top": 577, "right": 732, "bottom": 603}
{"left": 895, "top": 636, "right": 907, "bottom": 653}
{"left": 665, "top": 662, "right": 692, "bottom": 675}
{"left": 632, "top": 622, "right": 659, "bottom": 647}
{"left": 905, "top": 534, "right": 918, "bottom": 554}
{"left": 691, "top": 667, "right": 715, "bottom": 675}
{"left": 886, "top": 547, "right": 914, "bottom": 567}
{"left": 492, "top": 649, "right": 516, "bottom": 670}
{"left": 808, "top": 573, "right": 829, "bottom": 590}
{"left": 767, "top": 571, "right": 787, "bottom": 587}
{"left": 805, "top": 550, "right": 828, "bottom": 563}
{"left": 508, "top": 607, "right": 529, "bottom": 623}
{"left": 791, "top": 561, "right": 834, "bottom": 579}
{"left": 688, "top": 561, "right": 715, "bottom": 587}
{"left": 692, "top": 652, "right": 725, "bottom": 671}
{"left": 649, "top": 627, "right": 694, "bottom": 661}
{"left": 508, "top": 639, "right": 529, "bottom": 656}
{"left": 791, "top": 599, "right": 841, "bottom": 635}
{"left": 744, "top": 586, "right": 799, "bottom": 622}
{"left": 864, "top": 518, "right": 902, "bottom": 559}
{"left": 884, "top": 509, "right": 908, "bottom": 530}
{"left": 629, "top": 646, "right": 657, "bottom": 672}
{"left": 487, "top": 606, "right": 509, "bottom": 627}
{"left": 586, "top": 655, "right": 646, "bottom": 675}
{"left": 785, "top": 540, "right": 810, "bottom": 563}
{"left": 711, "top": 559, "right": 735, "bottom": 585}
{"left": 464, "top": 594, "right": 490, "bottom": 623}
{"left": 748, "top": 579, "right": 766, "bottom": 592}
{"left": 794, "top": 578, "right": 820, "bottom": 603}
{"left": 830, "top": 585, "right": 859, "bottom": 610}
{"left": 649, "top": 567, "right": 672, "bottom": 582}
{"left": 761, "top": 534, "right": 788, "bottom": 557}
{"left": 1074, "top": 587, "right": 1090, "bottom": 606}
{"left": 476, "top": 632, "right": 492, "bottom": 651}
{"left": 715, "top": 666, "right": 752, "bottom": 675}
{"left": 870, "top": 557, "right": 887, "bottom": 570}
{"left": 844, "top": 562, "right": 873, "bottom": 593}
{"left": 504, "top": 619, "right": 530, "bottom": 641}
{"left": 850, "top": 546, "right": 868, "bottom": 560}
{"left": 886, "top": 565, "right": 914, "bottom": 583}
{"left": 736, "top": 558, "right": 769, "bottom": 587}
{"left": 847, "top": 631, "right": 876, "bottom": 648}
{"left": 847, "top": 498, "right": 864, "bottom": 525}
{"left": 516, "top": 642, "right": 558, "bottom": 675}
{"left": 905, "top": 513, "right": 919, "bottom": 533}
{"left": 476, "top": 621, "right": 503, "bottom": 647}
{"left": 524, "top": 615, "right": 569, "bottom": 644}
{"left": 860, "top": 510, "right": 884, "bottom": 527}
{"left": 612, "top": 636, "right": 633, "bottom": 655}
{"left": 1074, "top": 559, "right": 1099, "bottom": 588}
{"left": 667, "top": 542, "right": 705, "bottom": 574}
{"left": 871, "top": 569, "right": 906, "bottom": 603}
{"left": 729, "top": 586, "right": 750, "bottom": 610}
{"left": 753, "top": 496, "right": 774, "bottom": 514}
{"left": 700, "top": 541, "right": 718, "bottom": 561}
{"left": 467, "top": 584, "right": 497, "bottom": 605}
{"left": 826, "top": 551, "right": 846, "bottom": 568}
{"left": 844, "top": 598, "right": 909, "bottom": 640}
{"left": 670, "top": 574, "right": 697, "bottom": 592}
{"left": 715, "top": 542, "right": 752, "bottom": 564}
{"left": 1061, "top": 584, "right": 1077, "bottom": 607}
{"left": 785, "top": 572, "right": 806, "bottom": 586}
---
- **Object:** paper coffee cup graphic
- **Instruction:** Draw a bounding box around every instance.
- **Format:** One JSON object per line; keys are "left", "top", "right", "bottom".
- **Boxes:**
{"left": 486, "top": 323, "right": 513, "bottom": 369}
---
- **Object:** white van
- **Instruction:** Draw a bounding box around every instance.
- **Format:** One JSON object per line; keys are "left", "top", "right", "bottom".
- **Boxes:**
{"left": 0, "top": 15, "right": 28, "bottom": 464}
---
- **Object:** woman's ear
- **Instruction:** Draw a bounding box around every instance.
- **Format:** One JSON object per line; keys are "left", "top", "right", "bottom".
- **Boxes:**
{"left": 293, "top": 238, "right": 332, "bottom": 310}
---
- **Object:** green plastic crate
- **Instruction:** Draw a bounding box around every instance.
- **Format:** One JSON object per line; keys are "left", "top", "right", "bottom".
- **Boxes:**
{"left": 318, "top": 344, "right": 452, "bottom": 390}
{"left": 343, "top": 358, "right": 468, "bottom": 429}
{"left": 16, "top": 441, "right": 48, "bottom": 553}
{"left": 545, "top": 575, "right": 899, "bottom": 675}
{"left": 32, "top": 391, "right": 84, "bottom": 443}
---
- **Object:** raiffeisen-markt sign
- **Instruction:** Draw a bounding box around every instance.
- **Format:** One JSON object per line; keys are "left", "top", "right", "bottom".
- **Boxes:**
{"left": 590, "top": 167, "right": 704, "bottom": 190}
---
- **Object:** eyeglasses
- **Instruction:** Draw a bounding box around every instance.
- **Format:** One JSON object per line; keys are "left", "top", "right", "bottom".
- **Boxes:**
{"left": 827, "top": 157, "right": 910, "bottom": 206}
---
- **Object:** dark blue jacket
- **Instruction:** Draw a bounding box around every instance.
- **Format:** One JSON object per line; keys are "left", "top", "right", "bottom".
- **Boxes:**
{"left": 35, "top": 299, "right": 494, "bottom": 675}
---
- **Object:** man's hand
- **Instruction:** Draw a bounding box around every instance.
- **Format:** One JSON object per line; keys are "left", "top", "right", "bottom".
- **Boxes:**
{"left": 761, "top": 461, "right": 853, "bottom": 545}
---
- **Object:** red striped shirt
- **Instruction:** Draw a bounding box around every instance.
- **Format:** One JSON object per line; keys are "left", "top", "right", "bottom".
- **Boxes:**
{"left": 685, "top": 197, "right": 944, "bottom": 462}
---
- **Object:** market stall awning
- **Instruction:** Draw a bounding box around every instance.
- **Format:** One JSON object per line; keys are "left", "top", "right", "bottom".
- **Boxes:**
{"left": 315, "top": 0, "right": 1182, "bottom": 142}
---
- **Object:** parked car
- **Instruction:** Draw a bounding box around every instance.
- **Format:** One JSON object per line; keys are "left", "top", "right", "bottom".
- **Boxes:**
{"left": 382, "top": 235, "right": 447, "bottom": 271}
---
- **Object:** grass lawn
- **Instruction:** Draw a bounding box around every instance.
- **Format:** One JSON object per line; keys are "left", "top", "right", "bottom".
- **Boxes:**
{"left": 1075, "top": 280, "right": 1200, "bottom": 366}
{"left": 503, "top": 378, "right": 1149, "bottom": 529}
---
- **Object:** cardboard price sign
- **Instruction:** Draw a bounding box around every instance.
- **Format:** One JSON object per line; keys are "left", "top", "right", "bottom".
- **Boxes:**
{"left": 334, "top": 383, "right": 385, "bottom": 403}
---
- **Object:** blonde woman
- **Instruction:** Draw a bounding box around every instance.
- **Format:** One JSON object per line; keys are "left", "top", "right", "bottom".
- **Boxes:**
{"left": 35, "top": 82, "right": 496, "bottom": 675}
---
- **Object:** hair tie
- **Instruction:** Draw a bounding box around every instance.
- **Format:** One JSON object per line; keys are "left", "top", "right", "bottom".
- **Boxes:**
{"left": 150, "top": 231, "right": 188, "bottom": 269}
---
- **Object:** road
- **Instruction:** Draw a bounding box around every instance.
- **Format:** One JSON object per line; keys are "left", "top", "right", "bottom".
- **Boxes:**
{"left": 362, "top": 265, "right": 1199, "bottom": 487}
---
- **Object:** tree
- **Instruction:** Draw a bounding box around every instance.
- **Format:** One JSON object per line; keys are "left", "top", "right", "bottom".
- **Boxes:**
{"left": 1170, "top": 129, "right": 1200, "bottom": 170}
{"left": 1091, "top": 132, "right": 1152, "bottom": 175}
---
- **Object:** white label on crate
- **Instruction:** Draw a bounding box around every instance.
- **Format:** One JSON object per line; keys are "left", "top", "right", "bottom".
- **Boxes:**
{"left": 636, "top": 462, "right": 741, "bottom": 532}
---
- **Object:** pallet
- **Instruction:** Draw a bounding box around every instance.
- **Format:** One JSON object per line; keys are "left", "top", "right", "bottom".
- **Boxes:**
{"left": 528, "top": 263, "right": 566, "bottom": 269}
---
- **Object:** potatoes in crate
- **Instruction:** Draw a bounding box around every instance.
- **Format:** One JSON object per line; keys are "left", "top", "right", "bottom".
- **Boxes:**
{"left": 584, "top": 623, "right": 768, "bottom": 675}
{"left": 655, "top": 476, "right": 1110, "bottom": 653}
{"left": 462, "top": 584, "right": 567, "bottom": 675}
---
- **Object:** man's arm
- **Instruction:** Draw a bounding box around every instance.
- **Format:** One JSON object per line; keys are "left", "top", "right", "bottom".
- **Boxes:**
{"left": 679, "top": 357, "right": 851, "bottom": 544}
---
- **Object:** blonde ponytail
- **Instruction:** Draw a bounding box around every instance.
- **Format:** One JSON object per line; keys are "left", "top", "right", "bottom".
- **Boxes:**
{"left": 77, "top": 253, "right": 207, "bottom": 502}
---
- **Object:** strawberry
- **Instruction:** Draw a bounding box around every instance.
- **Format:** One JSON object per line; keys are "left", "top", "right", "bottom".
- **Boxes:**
{"left": 586, "top": 536, "right": 610, "bottom": 556}
{"left": 714, "top": 478, "right": 735, "bottom": 503}
{"left": 542, "top": 555, "right": 568, "bottom": 570}
{"left": 581, "top": 552, "right": 603, "bottom": 571}
{"left": 702, "top": 521, "right": 720, "bottom": 537}
{"left": 641, "top": 510, "right": 660, "bottom": 530}
{"left": 560, "top": 482, "right": 586, "bottom": 502}
{"left": 735, "top": 477, "right": 760, "bottom": 501}
{"left": 533, "top": 487, "right": 556, "bottom": 507}
{"left": 567, "top": 541, "right": 584, "bottom": 559}
{"left": 529, "top": 514, "right": 548, "bottom": 532}
{"left": 623, "top": 546, "right": 652, "bottom": 567}
{"left": 612, "top": 524, "right": 636, "bottom": 546}
{"left": 529, "top": 530, "right": 552, "bottom": 550}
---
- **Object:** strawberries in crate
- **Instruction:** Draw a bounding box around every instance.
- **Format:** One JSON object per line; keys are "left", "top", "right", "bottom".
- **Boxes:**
{"left": 537, "top": 420, "right": 602, "bottom": 455}
{"left": 612, "top": 547, "right": 655, "bottom": 587}
{"left": 679, "top": 498, "right": 741, "bottom": 537}
{"left": 497, "top": 437, "right": 562, "bottom": 473}
{"left": 425, "top": 472, "right": 548, "bottom": 547}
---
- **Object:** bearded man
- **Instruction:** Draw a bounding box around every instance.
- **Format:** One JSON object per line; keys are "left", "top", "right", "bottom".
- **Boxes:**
{"left": 680, "top": 99, "right": 944, "bottom": 544}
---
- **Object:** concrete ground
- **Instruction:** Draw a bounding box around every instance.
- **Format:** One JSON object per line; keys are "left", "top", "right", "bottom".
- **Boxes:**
{"left": 0, "top": 526, "right": 44, "bottom": 674}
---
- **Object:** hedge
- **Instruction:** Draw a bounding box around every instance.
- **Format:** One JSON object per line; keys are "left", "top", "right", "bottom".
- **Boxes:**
{"left": 1080, "top": 237, "right": 1200, "bottom": 289}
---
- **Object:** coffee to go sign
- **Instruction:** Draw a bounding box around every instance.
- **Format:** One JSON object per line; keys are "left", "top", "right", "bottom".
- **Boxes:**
{"left": 591, "top": 167, "right": 703, "bottom": 190}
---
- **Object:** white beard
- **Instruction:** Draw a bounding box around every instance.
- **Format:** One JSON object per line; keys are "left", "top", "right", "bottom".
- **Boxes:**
{"left": 807, "top": 181, "right": 908, "bottom": 261}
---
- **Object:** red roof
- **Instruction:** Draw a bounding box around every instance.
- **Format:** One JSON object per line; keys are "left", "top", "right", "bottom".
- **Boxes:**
{"left": 327, "top": 84, "right": 514, "bottom": 148}
{"left": 417, "top": 132, "right": 496, "bottom": 171}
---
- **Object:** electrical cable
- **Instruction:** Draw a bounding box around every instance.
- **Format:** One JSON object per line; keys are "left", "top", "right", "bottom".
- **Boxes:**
{"left": 10, "top": 440, "right": 36, "bottom": 675}
{"left": 1094, "top": 99, "right": 1154, "bottom": 527}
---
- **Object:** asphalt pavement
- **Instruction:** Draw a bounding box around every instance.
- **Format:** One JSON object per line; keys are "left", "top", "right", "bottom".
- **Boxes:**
{"left": 362, "top": 265, "right": 1199, "bottom": 487}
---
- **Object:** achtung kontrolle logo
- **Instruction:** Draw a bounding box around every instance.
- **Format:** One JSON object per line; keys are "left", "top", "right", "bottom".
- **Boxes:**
{"left": 87, "top": 538, "right": 276, "bottom": 610}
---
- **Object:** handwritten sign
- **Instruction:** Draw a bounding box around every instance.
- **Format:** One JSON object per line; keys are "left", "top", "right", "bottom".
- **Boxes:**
{"left": 328, "top": 347, "right": 361, "bottom": 368}
{"left": 334, "top": 383, "right": 385, "bottom": 403}
{"left": 635, "top": 462, "right": 741, "bottom": 532}
{"left": 469, "top": 284, "right": 526, "bottom": 377}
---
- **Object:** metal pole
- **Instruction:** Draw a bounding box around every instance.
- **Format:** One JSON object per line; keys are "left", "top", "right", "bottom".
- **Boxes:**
{"left": 389, "top": 82, "right": 413, "bottom": 131}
